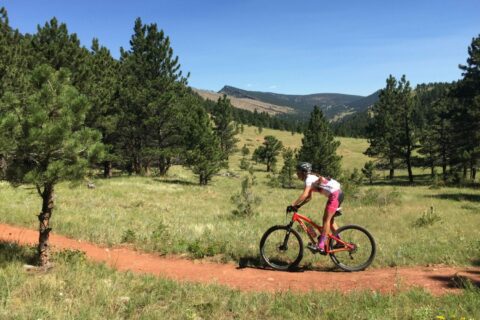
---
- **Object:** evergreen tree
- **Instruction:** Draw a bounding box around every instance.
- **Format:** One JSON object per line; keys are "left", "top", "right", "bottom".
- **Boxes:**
{"left": 30, "top": 17, "right": 91, "bottom": 91}
{"left": 452, "top": 35, "right": 480, "bottom": 181}
{"left": 84, "top": 38, "right": 120, "bottom": 178}
{"left": 184, "top": 104, "right": 226, "bottom": 185}
{"left": 212, "top": 95, "right": 238, "bottom": 160}
{"left": 396, "top": 75, "right": 416, "bottom": 183}
{"left": 415, "top": 83, "right": 454, "bottom": 180}
{"left": 231, "top": 175, "right": 261, "bottom": 217}
{"left": 0, "top": 8, "right": 30, "bottom": 175}
{"left": 278, "top": 148, "right": 297, "bottom": 188}
{"left": 252, "top": 135, "right": 283, "bottom": 172}
{"left": 118, "top": 18, "right": 187, "bottom": 175}
{"left": 241, "top": 144, "right": 250, "bottom": 157}
{"left": 361, "top": 161, "right": 376, "bottom": 184}
{"left": 0, "top": 65, "right": 103, "bottom": 266}
{"left": 298, "top": 106, "right": 341, "bottom": 177}
{"left": 365, "top": 76, "right": 400, "bottom": 179}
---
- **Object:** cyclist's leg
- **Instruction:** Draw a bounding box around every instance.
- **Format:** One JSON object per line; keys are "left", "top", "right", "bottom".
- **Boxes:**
{"left": 331, "top": 190, "right": 344, "bottom": 233}
{"left": 318, "top": 191, "right": 341, "bottom": 251}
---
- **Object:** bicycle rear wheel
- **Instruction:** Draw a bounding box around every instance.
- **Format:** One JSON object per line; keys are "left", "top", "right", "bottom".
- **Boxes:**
{"left": 260, "top": 225, "right": 303, "bottom": 271}
{"left": 329, "top": 224, "right": 376, "bottom": 272}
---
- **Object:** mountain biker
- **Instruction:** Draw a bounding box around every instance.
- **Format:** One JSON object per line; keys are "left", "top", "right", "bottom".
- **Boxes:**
{"left": 286, "top": 162, "right": 344, "bottom": 254}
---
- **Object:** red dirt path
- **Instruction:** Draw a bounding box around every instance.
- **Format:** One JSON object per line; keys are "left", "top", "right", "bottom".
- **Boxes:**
{"left": 1, "top": 223, "right": 479, "bottom": 296}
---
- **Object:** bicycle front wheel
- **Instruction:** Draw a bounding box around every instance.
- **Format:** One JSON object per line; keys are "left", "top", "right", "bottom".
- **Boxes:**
{"left": 329, "top": 224, "right": 376, "bottom": 272}
{"left": 260, "top": 225, "right": 303, "bottom": 271}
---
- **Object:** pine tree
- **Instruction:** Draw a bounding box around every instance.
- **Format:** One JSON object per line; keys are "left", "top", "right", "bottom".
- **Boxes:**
{"left": 0, "top": 65, "right": 103, "bottom": 266}
{"left": 278, "top": 148, "right": 297, "bottom": 188}
{"left": 396, "top": 75, "right": 416, "bottom": 183}
{"left": 84, "top": 38, "right": 120, "bottom": 178}
{"left": 118, "top": 18, "right": 187, "bottom": 175}
{"left": 298, "top": 106, "right": 341, "bottom": 177}
{"left": 231, "top": 175, "right": 261, "bottom": 217}
{"left": 361, "top": 161, "right": 376, "bottom": 184}
{"left": 365, "top": 76, "right": 400, "bottom": 179}
{"left": 212, "top": 95, "right": 238, "bottom": 160}
{"left": 184, "top": 102, "right": 226, "bottom": 185}
{"left": 252, "top": 136, "right": 283, "bottom": 172}
{"left": 30, "top": 17, "right": 91, "bottom": 91}
{"left": 452, "top": 35, "right": 480, "bottom": 181}
{"left": 416, "top": 83, "right": 454, "bottom": 180}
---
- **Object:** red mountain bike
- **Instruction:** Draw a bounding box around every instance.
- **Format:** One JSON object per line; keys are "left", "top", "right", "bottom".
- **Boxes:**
{"left": 260, "top": 208, "right": 376, "bottom": 272}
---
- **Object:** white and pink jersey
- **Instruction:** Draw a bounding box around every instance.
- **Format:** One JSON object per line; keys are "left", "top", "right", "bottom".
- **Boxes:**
{"left": 304, "top": 174, "right": 341, "bottom": 196}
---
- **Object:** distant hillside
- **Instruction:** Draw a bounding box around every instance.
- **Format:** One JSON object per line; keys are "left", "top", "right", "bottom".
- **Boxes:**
{"left": 219, "top": 85, "right": 369, "bottom": 120}
{"left": 192, "top": 88, "right": 294, "bottom": 115}
{"left": 347, "top": 90, "right": 381, "bottom": 113}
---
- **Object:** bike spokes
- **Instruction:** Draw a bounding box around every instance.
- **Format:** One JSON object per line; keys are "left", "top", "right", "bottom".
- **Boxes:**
{"left": 329, "top": 225, "right": 376, "bottom": 272}
{"left": 260, "top": 226, "right": 303, "bottom": 270}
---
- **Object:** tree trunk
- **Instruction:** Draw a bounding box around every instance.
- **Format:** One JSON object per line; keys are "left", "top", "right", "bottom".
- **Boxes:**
{"left": 199, "top": 173, "right": 207, "bottom": 185}
{"left": 389, "top": 156, "right": 395, "bottom": 180}
{"left": 133, "top": 156, "right": 141, "bottom": 175}
{"left": 103, "top": 161, "right": 112, "bottom": 178}
{"left": 470, "top": 158, "right": 476, "bottom": 181}
{"left": 442, "top": 151, "right": 447, "bottom": 181}
{"left": 143, "top": 161, "right": 151, "bottom": 176}
{"left": 158, "top": 156, "right": 171, "bottom": 176}
{"left": 0, "top": 154, "right": 6, "bottom": 178}
{"left": 38, "top": 184, "right": 54, "bottom": 266}
{"left": 406, "top": 152, "right": 414, "bottom": 183}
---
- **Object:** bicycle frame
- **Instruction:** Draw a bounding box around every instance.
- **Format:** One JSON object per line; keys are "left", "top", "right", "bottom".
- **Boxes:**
{"left": 289, "top": 211, "right": 355, "bottom": 254}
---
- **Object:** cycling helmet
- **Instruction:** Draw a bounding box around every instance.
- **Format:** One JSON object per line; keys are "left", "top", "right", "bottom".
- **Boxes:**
{"left": 296, "top": 162, "right": 312, "bottom": 173}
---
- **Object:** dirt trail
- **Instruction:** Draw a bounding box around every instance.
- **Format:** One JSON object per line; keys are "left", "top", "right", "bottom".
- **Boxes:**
{"left": 1, "top": 223, "right": 479, "bottom": 296}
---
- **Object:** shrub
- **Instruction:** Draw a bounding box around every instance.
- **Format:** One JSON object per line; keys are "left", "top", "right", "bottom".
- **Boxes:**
{"left": 121, "top": 229, "right": 137, "bottom": 243}
{"left": 231, "top": 175, "right": 261, "bottom": 217}
{"left": 187, "top": 230, "right": 226, "bottom": 258}
{"left": 239, "top": 157, "right": 251, "bottom": 171}
{"left": 414, "top": 206, "right": 442, "bottom": 228}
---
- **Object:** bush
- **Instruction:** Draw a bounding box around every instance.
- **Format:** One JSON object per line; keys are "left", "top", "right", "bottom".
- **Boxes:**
{"left": 231, "top": 175, "right": 261, "bottom": 217}
{"left": 266, "top": 173, "right": 281, "bottom": 188}
{"left": 340, "top": 169, "right": 364, "bottom": 198}
{"left": 187, "top": 230, "right": 227, "bottom": 258}
{"left": 121, "top": 229, "right": 137, "bottom": 243}
{"left": 414, "top": 206, "right": 441, "bottom": 228}
{"left": 354, "top": 188, "right": 402, "bottom": 207}
{"left": 239, "top": 157, "right": 250, "bottom": 171}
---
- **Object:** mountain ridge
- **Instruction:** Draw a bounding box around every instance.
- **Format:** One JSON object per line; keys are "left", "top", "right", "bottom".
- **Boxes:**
{"left": 218, "top": 85, "right": 377, "bottom": 120}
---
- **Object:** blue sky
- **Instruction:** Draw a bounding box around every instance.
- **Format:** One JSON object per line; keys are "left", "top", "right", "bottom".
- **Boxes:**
{"left": 2, "top": 0, "right": 479, "bottom": 96}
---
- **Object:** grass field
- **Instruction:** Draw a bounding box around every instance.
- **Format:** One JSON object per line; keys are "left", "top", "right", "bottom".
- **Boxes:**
{"left": 0, "top": 125, "right": 479, "bottom": 268}
{"left": 0, "top": 125, "right": 479, "bottom": 319}
{"left": 0, "top": 243, "right": 479, "bottom": 320}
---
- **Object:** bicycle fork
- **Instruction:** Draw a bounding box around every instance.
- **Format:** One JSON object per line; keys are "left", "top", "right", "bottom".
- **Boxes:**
{"left": 279, "top": 222, "right": 294, "bottom": 251}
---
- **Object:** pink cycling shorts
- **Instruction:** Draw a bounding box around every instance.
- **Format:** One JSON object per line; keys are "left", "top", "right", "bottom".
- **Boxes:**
{"left": 325, "top": 190, "right": 341, "bottom": 213}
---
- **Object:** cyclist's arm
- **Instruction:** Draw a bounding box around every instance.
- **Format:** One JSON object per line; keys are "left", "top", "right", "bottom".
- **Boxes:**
{"left": 292, "top": 186, "right": 313, "bottom": 208}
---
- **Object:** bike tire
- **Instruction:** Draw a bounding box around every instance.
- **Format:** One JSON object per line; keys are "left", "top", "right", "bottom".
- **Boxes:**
{"left": 260, "top": 225, "right": 304, "bottom": 271}
{"left": 329, "top": 224, "right": 376, "bottom": 272}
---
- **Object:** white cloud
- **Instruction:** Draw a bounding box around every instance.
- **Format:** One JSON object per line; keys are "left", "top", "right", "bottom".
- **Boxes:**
{"left": 269, "top": 85, "right": 277, "bottom": 89}
{"left": 246, "top": 83, "right": 253, "bottom": 87}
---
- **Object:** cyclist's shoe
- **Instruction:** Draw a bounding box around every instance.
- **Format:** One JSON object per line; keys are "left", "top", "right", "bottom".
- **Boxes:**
{"left": 307, "top": 243, "right": 327, "bottom": 255}
{"left": 306, "top": 243, "right": 317, "bottom": 253}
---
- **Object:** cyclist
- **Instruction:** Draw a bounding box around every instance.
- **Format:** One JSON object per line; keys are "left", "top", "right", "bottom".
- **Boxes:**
{"left": 286, "top": 162, "right": 344, "bottom": 254}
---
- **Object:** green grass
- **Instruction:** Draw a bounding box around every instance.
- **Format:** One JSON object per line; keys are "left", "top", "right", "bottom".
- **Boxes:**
{"left": 1, "top": 242, "right": 479, "bottom": 320}
{"left": 1, "top": 125, "right": 480, "bottom": 318}
{"left": 0, "top": 125, "right": 479, "bottom": 268}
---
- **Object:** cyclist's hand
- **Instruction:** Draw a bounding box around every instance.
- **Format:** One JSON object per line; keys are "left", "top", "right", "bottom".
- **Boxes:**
{"left": 286, "top": 205, "right": 298, "bottom": 213}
